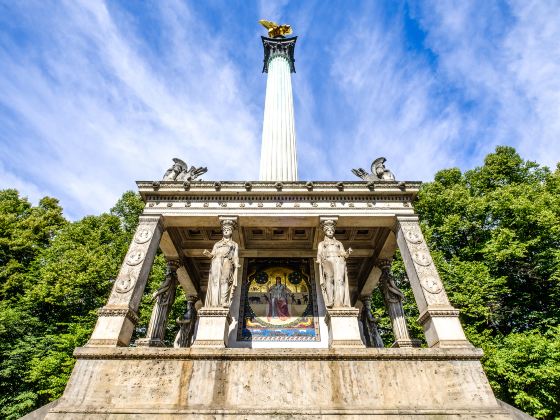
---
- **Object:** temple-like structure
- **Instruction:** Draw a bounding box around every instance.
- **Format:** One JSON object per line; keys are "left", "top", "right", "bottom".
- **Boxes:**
{"left": 44, "top": 23, "right": 521, "bottom": 419}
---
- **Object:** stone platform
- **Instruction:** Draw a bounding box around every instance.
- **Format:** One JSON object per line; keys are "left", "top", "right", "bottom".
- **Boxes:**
{"left": 46, "top": 347, "right": 513, "bottom": 419}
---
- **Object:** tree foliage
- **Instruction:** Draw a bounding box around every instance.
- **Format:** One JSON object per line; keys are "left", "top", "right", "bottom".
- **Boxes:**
{"left": 0, "top": 190, "right": 157, "bottom": 419}
{"left": 411, "top": 146, "right": 560, "bottom": 417}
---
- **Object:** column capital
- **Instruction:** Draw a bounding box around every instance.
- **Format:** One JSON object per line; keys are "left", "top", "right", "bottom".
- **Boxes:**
{"left": 375, "top": 258, "right": 393, "bottom": 271}
{"left": 319, "top": 215, "right": 339, "bottom": 226}
{"left": 261, "top": 36, "right": 297, "bottom": 73}
{"left": 165, "top": 258, "right": 181, "bottom": 271}
{"left": 219, "top": 215, "right": 239, "bottom": 229}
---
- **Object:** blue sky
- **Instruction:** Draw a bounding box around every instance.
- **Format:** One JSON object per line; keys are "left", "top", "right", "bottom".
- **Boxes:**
{"left": 1, "top": 1, "right": 559, "bottom": 219}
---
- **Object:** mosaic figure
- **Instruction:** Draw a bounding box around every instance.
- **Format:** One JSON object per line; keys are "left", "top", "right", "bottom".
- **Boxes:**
{"left": 267, "top": 276, "right": 291, "bottom": 320}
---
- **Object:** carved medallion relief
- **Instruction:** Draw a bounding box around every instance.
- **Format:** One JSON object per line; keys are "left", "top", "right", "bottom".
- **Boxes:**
{"left": 399, "top": 221, "right": 449, "bottom": 305}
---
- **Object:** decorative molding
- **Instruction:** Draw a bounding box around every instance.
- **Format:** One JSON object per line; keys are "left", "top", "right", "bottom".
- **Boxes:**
{"left": 86, "top": 338, "right": 128, "bottom": 347}
{"left": 198, "top": 308, "right": 231, "bottom": 318}
{"left": 138, "top": 215, "right": 162, "bottom": 224}
{"left": 331, "top": 340, "right": 365, "bottom": 348}
{"left": 97, "top": 307, "right": 139, "bottom": 324}
{"left": 326, "top": 308, "right": 361, "bottom": 321}
{"left": 191, "top": 340, "right": 226, "bottom": 348}
{"left": 417, "top": 308, "right": 461, "bottom": 325}
{"left": 73, "top": 346, "right": 484, "bottom": 361}
{"left": 135, "top": 338, "right": 165, "bottom": 347}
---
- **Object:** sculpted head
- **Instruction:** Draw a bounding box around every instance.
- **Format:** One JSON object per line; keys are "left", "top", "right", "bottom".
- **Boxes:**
{"left": 220, "top": 219, "right": 236, "bottom": 239}
{"left": 321, "top": 219, "right": 336, "bottom": 239}
{"left": 372, "top": 157, "right": 387, "bottom": 177}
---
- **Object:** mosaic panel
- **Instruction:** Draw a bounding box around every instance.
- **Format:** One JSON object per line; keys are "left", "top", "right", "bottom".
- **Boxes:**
{"left": 237, "top": 258, "right": 320, "bottom": 342}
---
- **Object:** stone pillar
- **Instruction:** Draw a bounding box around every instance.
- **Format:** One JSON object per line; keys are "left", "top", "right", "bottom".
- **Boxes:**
{"left": 359, "top": 295, "right": 384, "bottom": 348}
{"left": 88, "top": 215, "right": 163, "bottom": 347}
{"left": 137, "top": 259, "right": 180, "bottom": 347}
{"left": 259, "top": 36, "right": 298, "bottom": 181}
{"left": 377, "top": 259, "right": 415, "bottom": 348}
{"left": 395, "top": 216, "right": 470, "bottom": 348}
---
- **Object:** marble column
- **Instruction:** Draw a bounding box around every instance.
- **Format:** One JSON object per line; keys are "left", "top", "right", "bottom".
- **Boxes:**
{"left": 88, "top": 215, "right": 163, "bottom": 347}
{"left": 137, "top": 259, "right": 180, "bottom": 347}
{"left": 359, "top": 295, "right": 384, "bottom": 348}
{"left": 377, "top": 259, "right": 414, "bottom": 348}
{"left": 395, "top": 216, "right": 471, "bottom": 348}
{"left": 259, "top": 37, "right": 298, "bottom": 181}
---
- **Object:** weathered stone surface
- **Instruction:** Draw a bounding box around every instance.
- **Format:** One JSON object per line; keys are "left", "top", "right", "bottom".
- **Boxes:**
{"left": 46, "top": 347, "right": 512, "bottom": 419}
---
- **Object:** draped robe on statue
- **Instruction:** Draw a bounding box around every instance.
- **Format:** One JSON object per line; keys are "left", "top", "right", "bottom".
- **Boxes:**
{"left": 317, "top": 237, "right": 351, "bottom": 307}
{"left": 204, "top": 239, "right": 239, "bottom": 307}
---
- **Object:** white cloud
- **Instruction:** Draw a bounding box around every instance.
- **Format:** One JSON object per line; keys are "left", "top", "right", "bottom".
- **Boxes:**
{"left": 0, "top": 1, "right": 260, "bottom": 219}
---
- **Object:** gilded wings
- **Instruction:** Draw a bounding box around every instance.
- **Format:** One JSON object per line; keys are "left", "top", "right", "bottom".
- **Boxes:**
{"left": 259, "top": 19, "right": 293, "bottom": 38}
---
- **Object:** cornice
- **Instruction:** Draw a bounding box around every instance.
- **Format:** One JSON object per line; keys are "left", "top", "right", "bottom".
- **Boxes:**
{"left": 74, "top": 346, "right": 484, "bottom": 361}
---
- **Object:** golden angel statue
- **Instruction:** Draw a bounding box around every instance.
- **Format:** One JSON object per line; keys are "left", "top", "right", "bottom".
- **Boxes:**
{"left": 259, "top": 19, "right": 293, "bottom": 38}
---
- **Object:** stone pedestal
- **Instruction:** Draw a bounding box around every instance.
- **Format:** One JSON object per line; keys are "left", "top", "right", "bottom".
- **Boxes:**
{"left": 326, "top": 308, "right": 365, "bottom": 348}
{"left": 46, "top": 347, "right": 513, "bottom": 419}
{"left": 191, "top": 308, "right": 231, "bottom": 348}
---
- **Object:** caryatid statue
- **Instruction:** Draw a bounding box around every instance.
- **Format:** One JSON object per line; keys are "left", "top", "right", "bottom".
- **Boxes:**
{"left": 174, "top": 297, "right": 198, "bottom": 348}
{"left": 316, "top": 219, "right": 353, "bottom": 308}
{"left": 203, "top": 219, "right": 240, "bottom": 308}
{"left": 137, "top": 260, "right": 179, "bottom": 347}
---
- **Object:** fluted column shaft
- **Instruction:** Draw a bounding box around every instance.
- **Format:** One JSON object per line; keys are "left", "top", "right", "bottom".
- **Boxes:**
{"left": 259, "top": 54, "right": 297, "bottom": 181}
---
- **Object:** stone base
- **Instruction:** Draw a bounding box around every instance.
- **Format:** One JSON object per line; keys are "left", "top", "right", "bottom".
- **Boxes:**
{"left": 46, "top": 347, "right": 513, "bottom": 419}
{"left": 392, "top": 338, "right": 422, "bottom": 348}
{"left": 136, "top": 337, "right": 165, "bottom": 347}
{"left": 326, "top": 307, "right": 365, "bottom": 348}
{"left": 191, "top": 307, "right": 231, "bottom": 349}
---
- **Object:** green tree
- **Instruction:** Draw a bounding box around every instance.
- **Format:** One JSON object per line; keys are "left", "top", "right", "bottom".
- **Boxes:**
{"left": 411, "top": 146, "right": 560, "bottom": 417}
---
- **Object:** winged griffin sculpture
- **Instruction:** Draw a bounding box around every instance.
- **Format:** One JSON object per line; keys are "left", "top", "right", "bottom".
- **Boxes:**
{"left": 352, "top": 157, "right": 396, "bottom": 181}
{"left": 163, "top": 158, "right": 207, "bottom": 182}
{"left": 259, "top": 19, "right": 293, "bottom": 38}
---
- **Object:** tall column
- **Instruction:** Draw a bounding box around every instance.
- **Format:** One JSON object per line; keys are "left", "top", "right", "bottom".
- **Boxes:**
{"left": 259, "top": 36, "right": 298, "bottom": 181}
{"left": 88, "top": 215, "right": 163, "bottom": 347}
{"left": 377, "top": 259, "right": 415, "bottom": 348}
{"left": 136, "top": 259, "right": 180, "bottom": 347}
{"left": 395, "top": 216, "right": 471, "bottom": 348}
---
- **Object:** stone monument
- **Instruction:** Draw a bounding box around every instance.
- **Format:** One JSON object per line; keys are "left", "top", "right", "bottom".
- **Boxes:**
{"left": 43, "top": 21, "right": 522, "bottom": 419}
